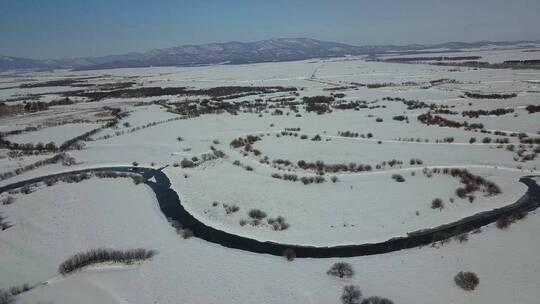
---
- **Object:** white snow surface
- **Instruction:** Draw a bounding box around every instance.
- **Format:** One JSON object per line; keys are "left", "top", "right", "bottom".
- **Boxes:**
{"left": 0, "top": 47, "right": 539, "bottom": 303}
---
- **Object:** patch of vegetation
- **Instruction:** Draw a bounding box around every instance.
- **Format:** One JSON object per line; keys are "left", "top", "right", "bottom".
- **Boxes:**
{"left": 341, "top": 285, "right": 362, "bottom": 304}
{"left": 248, "top": 209, "right": 267, "bottom": 220}
{"left": 391, "top": 174, "right": 405, "bottom": 182}
{"left": 454, "top": 271, "right": 479, "bottom": 291}
{"left": 58, "top": 248, "right": 156, "bottom": 275}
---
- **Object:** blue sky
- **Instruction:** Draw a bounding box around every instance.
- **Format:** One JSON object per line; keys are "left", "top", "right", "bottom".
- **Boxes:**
{"left": 1, "top": 0, "right": 539, "bottom": 59}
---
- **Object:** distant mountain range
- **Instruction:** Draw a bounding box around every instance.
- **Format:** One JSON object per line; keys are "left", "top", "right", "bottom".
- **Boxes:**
{"left": 1, "top": 38, "right": 539, "bottom": 71}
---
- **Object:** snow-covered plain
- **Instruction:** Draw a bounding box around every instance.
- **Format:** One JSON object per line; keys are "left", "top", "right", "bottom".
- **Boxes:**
{"left": 1, "top": 47, "right": 540, "bottom": 303}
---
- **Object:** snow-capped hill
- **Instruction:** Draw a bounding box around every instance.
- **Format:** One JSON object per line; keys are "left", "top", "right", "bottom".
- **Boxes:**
{"left": 2, "top": 38, "right": 539, "bottom": 71}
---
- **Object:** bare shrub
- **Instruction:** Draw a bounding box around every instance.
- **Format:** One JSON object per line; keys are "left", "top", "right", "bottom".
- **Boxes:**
{"left": 431, "top": 198, "right": 444, "bottom": 210}
{"left": 1, "top": 196, "right": 15, "bottom": 205}
{"left": 0, "top": 289, "right": 12, "bottom": 304}
{"left": 361, "top": 296, "right": 394, "bottom": 304}
{"left": 0, "top": 214, "right": 12, "bottom": 231}
{"left": 58, "top": 248, "right": 156, "bottom": 275}
{"left": 454, "top": 233, "right": 469, "bottom": 243}
{"left": 454, "top": 271, "right": 479, "bottom": 291}
{"left": 283, "top": 249, "right": 296, "bottom": 261}
{"left": 391, "top": 174, "right": 405, "bottom": 182}
{"left": 341, "top": 285, "right": 362, "bottom": 304}
{"left": 248, "top": 209, "right": 267, "bottom": 220}
{"left": 167, "top": 217, "right": 183, "bottom": 233}
{"left": 181, "top": 228, "right": 194, "bottom": 239}
{"left": 327, "top": 262, "right": 354, "bottom": 278}
{"left": 181, "top": 158, "right": 196, "bottom": 168}
{"left": 283, "top": 174, "right": 298, "bottom": 182}
{"left": 7, "top": 284, "right": 31, "bottom": 296}
{"left": 131, "top": 174, "right": 144, "bottom": 185}
{"left": 44, "top": 178, "right": 58, "bottom": 186}
{"left": 268, "top": 216, "right": 290, "bottom": 231}
{"left": 20, "top": 185, "right": 33, "bottom": 195}
{"left": 224, "top": 204, "right": 240, "bottom": 214}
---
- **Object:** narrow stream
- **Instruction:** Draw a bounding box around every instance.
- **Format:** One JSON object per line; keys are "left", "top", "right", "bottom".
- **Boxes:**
{"left": 1, "top": 167, "right": 538, "bottom": 258}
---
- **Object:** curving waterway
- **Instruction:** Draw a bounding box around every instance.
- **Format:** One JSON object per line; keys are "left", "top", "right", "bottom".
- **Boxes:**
{"left": 1, "top": 167, "right": 539, "bottom": 258}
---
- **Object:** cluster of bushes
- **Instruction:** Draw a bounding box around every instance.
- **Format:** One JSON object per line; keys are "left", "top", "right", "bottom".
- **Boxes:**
{"left": 0, "top": 137, "right": 57, "bottom": 153}
{"left": 409, "top": 158, "right": 423, "bottom": 165}
{"left": 432, "top": 108, "right": 458, "bottom": 115}
{"left": 462, "top": 108, "right": 514, "bottom": 118}
{"left": 16, "top": 171, "right": 145, "bottom": 192}
{"left": 496, "top": 211, "right": 527, "bottom": 229}
{"left": 381, "top": 159, "right": 403, "bottom": 167}
{"left": 464, "top": 92, "right": 517, "bottom": 99}
{"left": 384, "top": 96, "right": 449, "bottom": 111}
{"left": 436, "top": 137, "right": 454, "bottom": 143}
{"left": 395, "top": 137, "right": 429, "bottom": 143}
{"left": 519, "top": 136, "right": 540, "bottom": 145}
{"left": 298, "top": 160, "right": 372, "bottom": 174}
{"left": 303, "top": 95, "right": 334, "bottom": 114}
{"left": 301, "top": 175, "right": 326, "bottom": 185}
{"left": 230, "top": 135, "right": 261, "bottom": 149}
{"left": 386, "top": 56, "right": 481, "bottom": 62}
{"left": 0, "top": 152, "right": 76, "bottom": 181}
{"left": 248, "top": 209, "right": 267, "bottom": 220}
{"left": 454, "top": 271, "right": 479, "bottom": 291}
{"left": 241, "top": 209, "right": 289, "bottom": 230}
{"left": 512, "top": 143, "right": 539, "bottom": 163}
{"left": 367, "top": 82, "right": 404, "bottom": 89}
{"left": 333, "top": 100, "right": 369, "bottom": 111}
{"left": 165, "top": 89, "right": 296, "bottom": 117}
{"left": 284, "top": 127, "right": 301, "bottom": 132}
{"left": 418, "top": 113, "right": 484, "bottom": 130}
{"left": 95, "top": 116, "right": 183, "bottom": 141}
{"left": 58, "top": 248, "right": 156, "bottom": 275}
{"left": 267, "top": 216, "right": 290, "bottom": 231}
{"left": 271, "top": 173, "right": 298, "bottom": 181}
{"left": 338, "top": 131, "right": 373, "bottom": 138}
{"left": 423, "top": 168, "right": 501, "bottom": 201}
{"left": 179, "top": 149, "right": 226, "bottom": 169}
{"left": 94, "top": 171, "right": 144, "bottom": 185}
{"left": 68, "top": 85, "right": 296, "bottom": 102}
{"left": 526, "top": 104, "right": 540, "bottom": 113}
